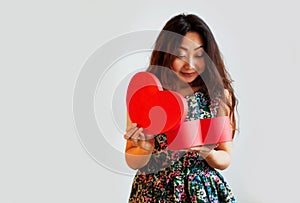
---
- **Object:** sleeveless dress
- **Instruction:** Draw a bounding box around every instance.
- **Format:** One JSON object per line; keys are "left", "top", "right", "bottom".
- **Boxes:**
{"left": 128, "top": 87, "right": 236, "bottom": 203}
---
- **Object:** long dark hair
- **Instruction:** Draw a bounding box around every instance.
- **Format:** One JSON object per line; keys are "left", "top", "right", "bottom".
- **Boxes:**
{"left": 147, "top": 13, "right": 238, "bottom": 137}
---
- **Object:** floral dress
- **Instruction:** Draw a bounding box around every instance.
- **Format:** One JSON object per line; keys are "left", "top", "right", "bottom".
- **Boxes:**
{"left": 128, "top": 87, "right": 236, "bottom": 203}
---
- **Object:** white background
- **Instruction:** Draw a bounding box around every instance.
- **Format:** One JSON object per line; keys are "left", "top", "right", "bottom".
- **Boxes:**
{"left": 1, "top": 0, "right": 299, "bottom": 202}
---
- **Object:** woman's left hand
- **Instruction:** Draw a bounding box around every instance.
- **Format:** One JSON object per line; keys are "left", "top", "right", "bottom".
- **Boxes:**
{"left": 189, "top": 144, "right": 219, "bottom": 159}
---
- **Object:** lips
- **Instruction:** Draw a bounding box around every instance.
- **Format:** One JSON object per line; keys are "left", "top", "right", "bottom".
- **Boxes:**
{"left": 181, "top": 72, "right": 196, "bottom": 78}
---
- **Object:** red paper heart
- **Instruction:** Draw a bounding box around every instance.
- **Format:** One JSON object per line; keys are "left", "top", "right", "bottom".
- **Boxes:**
{"left": 126, "top": 72, "right": 188, "bottom": 135}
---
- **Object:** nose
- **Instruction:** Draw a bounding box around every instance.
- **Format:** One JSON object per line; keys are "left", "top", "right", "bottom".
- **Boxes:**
{"left": 183, "top": 57, "right": 195, "bottom": 70}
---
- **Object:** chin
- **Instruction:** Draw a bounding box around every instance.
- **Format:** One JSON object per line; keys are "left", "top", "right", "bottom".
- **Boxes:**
{"left": 176, "top": 74, "right": 199, "bottom": 85}
{"left": 183, "top": 77, "right": 198, "bottom": 84}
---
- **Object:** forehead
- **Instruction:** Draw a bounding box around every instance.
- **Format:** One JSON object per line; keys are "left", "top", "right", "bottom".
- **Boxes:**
{"left": 180, "top": 32, "right": 204, "bottom": 49}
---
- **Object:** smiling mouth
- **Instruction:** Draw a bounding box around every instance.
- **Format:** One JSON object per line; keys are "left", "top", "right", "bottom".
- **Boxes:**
{"left": 181, "top": 72, "right": 196, "bottom": 78}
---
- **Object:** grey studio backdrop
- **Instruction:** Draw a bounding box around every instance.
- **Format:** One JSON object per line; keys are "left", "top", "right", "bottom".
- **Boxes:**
{"left": 1, "top": 0, "right": 299, "bottom": 202}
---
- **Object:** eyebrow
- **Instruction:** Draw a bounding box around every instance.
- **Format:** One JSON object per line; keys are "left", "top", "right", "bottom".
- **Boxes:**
{"left": 178, "top": 45, "right": 204, "bottom": 51}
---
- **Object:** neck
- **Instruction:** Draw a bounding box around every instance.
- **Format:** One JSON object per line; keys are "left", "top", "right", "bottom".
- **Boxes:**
{"left": 177, "top": 85, "right": 200, "bottom": 97}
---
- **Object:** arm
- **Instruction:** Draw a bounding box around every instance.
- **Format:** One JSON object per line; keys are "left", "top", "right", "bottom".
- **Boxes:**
{"left": 124, "top": 113, "right": 155, "bottom": 170}
{"left": 200, "top": 89, "right": 233, "bottom": 170}
{"left": 203, "top": 142, "right": 232, "bottom": 170}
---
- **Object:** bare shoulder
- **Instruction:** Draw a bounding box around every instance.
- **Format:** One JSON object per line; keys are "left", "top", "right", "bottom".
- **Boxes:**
{"left": 217, "top": 89, "right": 231, "bottom": 117}
{"left": 223, "top": 89, "right": 231, "bottom": 103}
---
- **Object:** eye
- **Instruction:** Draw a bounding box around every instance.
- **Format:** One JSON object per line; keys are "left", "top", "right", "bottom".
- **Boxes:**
{"left": 176, "top": 49, "right": 187, "bottom": 59}
{"left": 195, "top": 52, "right": 204, "bottom": 58}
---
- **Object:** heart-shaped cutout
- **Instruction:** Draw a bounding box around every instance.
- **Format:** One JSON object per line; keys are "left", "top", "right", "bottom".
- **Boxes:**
{"left": 126, "top": 72, "right": 188, "bottom": 135}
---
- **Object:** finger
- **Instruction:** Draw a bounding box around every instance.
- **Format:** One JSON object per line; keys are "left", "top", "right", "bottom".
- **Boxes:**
{"left": 138, "top": 133, "right": 147, "bottom": 149}
{"left": 139, "top": 133, "right": 153, "bottom": 151}
{"left": 199, "top": 146, "right": 214, "bottom": 159}
{"left": 144, "top": 133, "right": 156, "bottom": 140}
{"left": 131, "top": 128, "right": 143, "bottom": 140}
{"left": 124, "top": 125, "right": 138, "bottom": 139}
{"left": 130, "top": 128, "right": 143, "bottom": 145}
{"left": 125, "top": 123, "right": 138, "bottom": 134}
{"left": 139, "top": 131, "right": 147, "bottom": 140}
{"left": 124, "top": 129, "right": 137, "bottom": 140}
{"left": 209, "top": 144, "right": 218, "bottom": 148}
{"left": 203, "top": 144, "right": 218, "bottom": 150}
{"left": 199, "top": 146, "right": 212, "bottom": 152}
{"left": 190, "top": 146, "right": 201, "bottom": 151}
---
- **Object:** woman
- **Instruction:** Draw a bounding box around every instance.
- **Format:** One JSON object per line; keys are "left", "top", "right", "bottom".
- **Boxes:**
{"left": 124, "top": 13, "right": 238, "bottom": 202}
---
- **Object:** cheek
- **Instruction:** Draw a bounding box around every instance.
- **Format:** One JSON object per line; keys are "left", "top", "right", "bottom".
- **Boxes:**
{"left": 196, "top": 59, "right": 206, "bottom": 68}
{"left": 195, "top": 60, "right": 206, "bottom": 73}
{"left": 171, "top": 59, "right": 183, "bottom": 72}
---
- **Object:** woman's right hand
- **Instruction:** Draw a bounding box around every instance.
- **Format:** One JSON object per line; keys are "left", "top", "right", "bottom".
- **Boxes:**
{"left": 124, "top": 123, "right": 155, "bottom": 152}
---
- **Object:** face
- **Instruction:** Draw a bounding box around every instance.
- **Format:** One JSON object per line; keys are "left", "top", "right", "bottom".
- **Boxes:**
{"left": 171, "top": 32, "right": 205, "bottom": 84}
